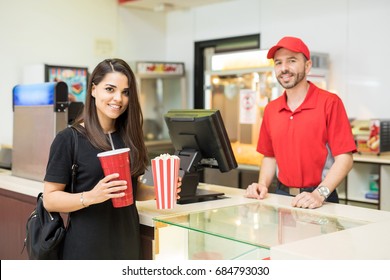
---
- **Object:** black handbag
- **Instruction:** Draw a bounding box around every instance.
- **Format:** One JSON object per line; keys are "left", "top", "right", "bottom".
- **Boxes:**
{"left": 24, "top": 193, "right": 66, "bottom": 259}
{"left": 23, "top": 127, "right": 78, "bottom": 260}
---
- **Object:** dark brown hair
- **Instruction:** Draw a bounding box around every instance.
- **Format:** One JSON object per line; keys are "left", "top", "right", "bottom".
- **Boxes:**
{"left": 74, "top": 58, "right": 147, "bottom": 176}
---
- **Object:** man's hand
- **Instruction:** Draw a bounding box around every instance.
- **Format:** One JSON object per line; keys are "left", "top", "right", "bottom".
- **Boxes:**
{"left": 245, "top": 182, "right": 268, "bottom": 200}
{"left": 291, "top": 190, "right": 325, "bottom": 209}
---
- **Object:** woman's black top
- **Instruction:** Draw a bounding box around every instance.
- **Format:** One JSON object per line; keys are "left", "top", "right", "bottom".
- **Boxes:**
{"left": 44, "top": 127, "right": 141, "bottom": 260}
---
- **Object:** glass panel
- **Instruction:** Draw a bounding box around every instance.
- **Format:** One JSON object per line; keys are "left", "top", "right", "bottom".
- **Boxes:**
{"left": 155, "top": 220, "right": 269, "bottom": 260}
{"left": 188, "top": 229, "right": 269, "bottom": 260}
{"left": 154, "top": 202, "right": 369, "bottom": 250}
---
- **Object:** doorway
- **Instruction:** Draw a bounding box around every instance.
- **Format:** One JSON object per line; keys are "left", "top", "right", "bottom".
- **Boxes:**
{"left": 193, "top": 34, "right": 261, "bottom": 109}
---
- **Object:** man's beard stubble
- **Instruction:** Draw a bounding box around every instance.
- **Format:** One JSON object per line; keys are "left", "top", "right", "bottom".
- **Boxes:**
{"left": 277, "top": 68, "right": 306, "bottom": 89}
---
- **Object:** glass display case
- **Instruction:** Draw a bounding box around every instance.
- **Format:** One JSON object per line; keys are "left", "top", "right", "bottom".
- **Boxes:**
{"left": 153, "top": 202, "right": 368, "bottom": 260}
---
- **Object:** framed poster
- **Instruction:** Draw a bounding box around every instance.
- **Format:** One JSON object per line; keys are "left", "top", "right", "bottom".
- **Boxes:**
{"left": 239, "top": 89, "right": 257, "bottom": 124}
{"left": 45, "top": 64, "right": 88, "bottom": 103}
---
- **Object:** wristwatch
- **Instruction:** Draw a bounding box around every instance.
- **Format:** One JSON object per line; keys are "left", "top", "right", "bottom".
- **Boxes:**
{"left": 316, "top": 186, "right": 330, "bottom": 200}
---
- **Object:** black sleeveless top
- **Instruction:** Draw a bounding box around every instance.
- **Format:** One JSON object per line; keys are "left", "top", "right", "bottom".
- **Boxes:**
{"left": 44, "top": 127, "right": 141, "bottom": 260}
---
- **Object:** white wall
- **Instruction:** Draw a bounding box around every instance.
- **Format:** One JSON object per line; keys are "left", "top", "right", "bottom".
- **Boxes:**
{"left": 345, "top": 0, "right": 389, "bottom": 118}
{"left": 260, "top": 0, "right": 390, "bottom": 119}
{"left": 166, "top": 0, "right": 262, "bottom": 108}
{"left": 0, "top": 0, "right": 117, "bottom": 145}
{"left": 0, "top": 0, "right": 167, "bottom": 146}
{"left": 117, "top": 7, "right": 166, "bottom": 61}
{"left": 165, "top": 0, "right": 390, "bottom": 119}
{"left": 1, "top": 0, "right": 390, "bottom": 146}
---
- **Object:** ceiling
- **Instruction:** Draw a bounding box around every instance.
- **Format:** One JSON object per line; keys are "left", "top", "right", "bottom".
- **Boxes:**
{"left": 119, "top": 0, "right": 233, "bottom": 12}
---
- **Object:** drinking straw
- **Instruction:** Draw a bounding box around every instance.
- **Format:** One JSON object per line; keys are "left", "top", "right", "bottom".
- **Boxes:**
{"left": 108, "top": 132, "right": 115, "bottom": 150}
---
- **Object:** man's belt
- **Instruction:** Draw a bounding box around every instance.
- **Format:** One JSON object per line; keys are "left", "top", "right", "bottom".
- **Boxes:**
{"left": 277, "top": 180, "right": 316, "bottom": 195}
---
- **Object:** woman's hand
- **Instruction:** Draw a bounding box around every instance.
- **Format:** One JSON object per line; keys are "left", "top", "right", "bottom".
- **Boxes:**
{"left": 136, "top": 174, "right": 183, "bottom": 201}
{"left": 83, "top": 173, "right": 127, "bottom": 206}
{"left": 176, "top": 176, "right": 182, "bottom": 200}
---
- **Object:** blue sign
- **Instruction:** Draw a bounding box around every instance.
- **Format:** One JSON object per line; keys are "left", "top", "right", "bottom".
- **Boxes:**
{"left": 13, "top": 82, "right": 56, "bottom": 106}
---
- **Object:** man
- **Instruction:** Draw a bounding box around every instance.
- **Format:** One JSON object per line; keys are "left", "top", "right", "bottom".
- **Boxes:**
{"left": 245, "top": 36, "right": 356, "bottom": 209}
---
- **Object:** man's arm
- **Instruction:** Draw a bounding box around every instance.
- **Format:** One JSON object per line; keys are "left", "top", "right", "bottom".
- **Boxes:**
{"left": 245, "top": 156, "right": 277, "bottom": 199}
{"left": 292, "top": 152, "right": 353, "bottom": 208}
{"left": 319, "top": 152, "right": 353, "bottom": 193}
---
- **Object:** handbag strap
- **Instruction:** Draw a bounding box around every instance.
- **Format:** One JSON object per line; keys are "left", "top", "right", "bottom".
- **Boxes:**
{"left": 66, "top": 127, "right": 79, "bottom": 228}
{"left": 70, "top": 127, "right": 78, "bottom": 194}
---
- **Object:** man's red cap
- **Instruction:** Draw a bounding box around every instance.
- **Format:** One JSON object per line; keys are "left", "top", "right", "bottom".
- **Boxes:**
{"left": 267, "top": 36, "right": 310, "bottom": 60}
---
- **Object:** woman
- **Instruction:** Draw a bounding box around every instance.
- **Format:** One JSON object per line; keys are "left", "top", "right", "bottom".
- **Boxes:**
{"left": 43, "top": 58, "right": 176, "bottom": 259}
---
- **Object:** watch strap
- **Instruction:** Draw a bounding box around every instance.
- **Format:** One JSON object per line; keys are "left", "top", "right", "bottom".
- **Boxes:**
{"left": 317, "top": 186, "right": 330, "bottom": 199}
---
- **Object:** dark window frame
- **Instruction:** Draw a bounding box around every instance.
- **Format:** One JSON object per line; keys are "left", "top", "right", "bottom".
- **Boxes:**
{"left": 193, "top": 34, "right": 260, "bottom": 109}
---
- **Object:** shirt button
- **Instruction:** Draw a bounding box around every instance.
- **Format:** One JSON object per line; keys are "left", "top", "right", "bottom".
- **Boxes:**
{"left": 290, "top": 116, "right": 293, "bottom": 120}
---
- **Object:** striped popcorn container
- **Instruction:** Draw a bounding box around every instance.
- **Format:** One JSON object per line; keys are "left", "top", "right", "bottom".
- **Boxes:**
{"left": 151, "top": 154, "right": 180, "bottom": 209}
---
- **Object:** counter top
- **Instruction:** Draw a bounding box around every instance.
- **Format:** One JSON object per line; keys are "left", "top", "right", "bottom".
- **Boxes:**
{"left": 137, "top": 184, "right": 255, "bottom": 227}
{"left": 0, "top": 169, "right": 43, "bottom": 197}
{"left": 270, "top": 200, "right": 390, "bottom": 259}
{"left": 271, "top": 219, "right": 390, "bottom": 259}
{"left": 2, "top": 170, "right": 390, "bottom": 259}
{"left": 353, "top": 153, "right": 390, "bottom": 164}
{"left": 148, "top": 185, "right": 390, "bottom": 259}
{"left": 234, "top": 153, "right": 390, "bottom": 170}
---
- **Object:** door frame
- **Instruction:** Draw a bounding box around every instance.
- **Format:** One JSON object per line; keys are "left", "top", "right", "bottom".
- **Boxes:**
{"left": 193, "top": 34, "right": 261, "bottom": 109}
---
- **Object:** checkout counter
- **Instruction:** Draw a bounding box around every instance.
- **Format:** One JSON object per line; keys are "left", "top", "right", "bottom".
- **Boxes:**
{"left": 1, "top": 169, "right": 390, "bottom": 260}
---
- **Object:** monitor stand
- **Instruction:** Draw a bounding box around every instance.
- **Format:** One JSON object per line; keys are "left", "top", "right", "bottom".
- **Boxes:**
{"left": 177, "top": 189, "right": 226, "bottom": 204}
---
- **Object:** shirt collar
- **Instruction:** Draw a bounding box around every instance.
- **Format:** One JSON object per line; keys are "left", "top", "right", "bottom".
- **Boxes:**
{"left": 278, "top": 81, "right": 318, "bottom": 112}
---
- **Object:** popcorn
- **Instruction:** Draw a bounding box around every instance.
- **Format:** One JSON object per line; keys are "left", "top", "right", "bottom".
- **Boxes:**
{"left": 151, "top": 154, "right": 180, "bottom": 209}
{"left": 154, "top": 153, "right": 180, "bottom": 160}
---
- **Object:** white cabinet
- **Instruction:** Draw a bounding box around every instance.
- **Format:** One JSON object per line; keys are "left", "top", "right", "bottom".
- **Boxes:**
{"left": 345, "top": 154, "right": 390, "bottom": 211}
{"left": 380, "top": 165, "right": 390, "bottom": 210}
{"left": 336, "top": 179, "right": 347, "bottom": 200}
{"left": 348, "top": 162, "right": 379, "bottom": 204}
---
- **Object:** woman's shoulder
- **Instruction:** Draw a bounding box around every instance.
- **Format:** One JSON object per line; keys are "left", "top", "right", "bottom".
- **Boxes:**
{"left": 58, "top": 125, "right": 86, "bottom": 138}
{"left": 55, "top": 127, "right": 76, "bottom": 140}
{"left": 51, "top": 127, "right": 78, "bottom": 147}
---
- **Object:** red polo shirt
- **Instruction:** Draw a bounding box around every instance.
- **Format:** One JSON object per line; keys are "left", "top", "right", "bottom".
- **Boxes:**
{"left": 257, "top": 82, "right": 356, "bottom": 188}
